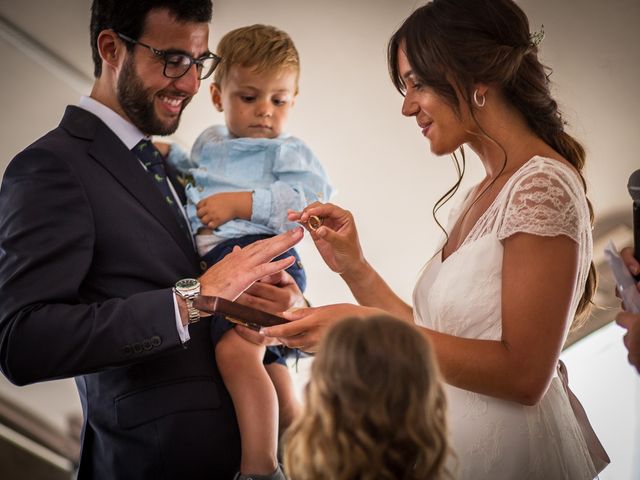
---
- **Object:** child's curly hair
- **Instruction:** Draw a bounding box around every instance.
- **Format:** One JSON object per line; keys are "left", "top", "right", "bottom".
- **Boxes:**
{"left": 284, "top": 315, "right": 451, "bottom": 480}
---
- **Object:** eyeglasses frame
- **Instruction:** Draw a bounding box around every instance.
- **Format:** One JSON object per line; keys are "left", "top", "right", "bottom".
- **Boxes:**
{"left": 116, "top": 32, "right": 221, "bottom": 80}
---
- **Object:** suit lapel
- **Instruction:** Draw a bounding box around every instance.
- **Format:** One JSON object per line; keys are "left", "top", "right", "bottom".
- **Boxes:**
{"left": 61, "top": 106, "right": 197, "bottom": 264}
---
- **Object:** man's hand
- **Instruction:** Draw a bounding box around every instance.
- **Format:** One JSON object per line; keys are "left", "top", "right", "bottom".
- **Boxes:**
{"left": 234, "top": 270, "right": 306, "bottom": 346}
{"left": 616, "top": 311, "right": 640, "bottom": 374}
{"left": 236, "top": 270, "right": 306, "bottom": 314}
{"left": 198, "top": 228, "right": 303, "bottom": 301}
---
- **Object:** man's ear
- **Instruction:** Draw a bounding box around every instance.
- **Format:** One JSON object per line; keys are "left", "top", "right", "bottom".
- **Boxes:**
{"left": 210, "top": 83, "right": 223, "bottom": 112}
{"left": 97, "top": 30, "right": 125, "bottom": 73}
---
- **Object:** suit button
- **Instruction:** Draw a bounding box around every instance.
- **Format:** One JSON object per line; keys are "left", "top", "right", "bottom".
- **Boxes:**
{"left": 142, "top": 339, "right": 152, "bottom": 351}
{"left": 124, "top": 345, "right": 132, "bottom": 356}
{"left": 200, "top": 260, "right": 208, "bottom": 271}
{"left": 133, "top": 342, "right": 143, "bottom": 354}
{"left": 151, "top": 336, "right": 162, "bottom": 347}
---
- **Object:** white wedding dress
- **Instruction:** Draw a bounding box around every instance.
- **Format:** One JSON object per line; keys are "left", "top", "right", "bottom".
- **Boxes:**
{"left": 413, "top": 157, "right": 598, "bottom": 479}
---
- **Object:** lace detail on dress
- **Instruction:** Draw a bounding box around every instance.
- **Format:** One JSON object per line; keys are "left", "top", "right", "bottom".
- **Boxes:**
{"left": 463, "top": 157, "right": 592, "bottom": 318}
{"left": 459, "top": 158, "right": 590, "bottom": 248}
{"left": 497, "top": 166, "right": 583, "bottom": 244}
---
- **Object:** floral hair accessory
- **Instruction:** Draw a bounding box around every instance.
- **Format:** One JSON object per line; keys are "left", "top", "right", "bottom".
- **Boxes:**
{"left": 529, "top": 25, "right": 545, "bottom": 47}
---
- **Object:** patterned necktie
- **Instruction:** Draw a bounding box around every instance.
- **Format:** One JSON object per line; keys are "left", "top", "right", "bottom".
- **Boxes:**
{"left": 133, "top": 139, "right": 191, "bottom": 239}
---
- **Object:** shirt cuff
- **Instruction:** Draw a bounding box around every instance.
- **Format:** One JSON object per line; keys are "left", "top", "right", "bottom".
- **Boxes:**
{"left": 172, "top": 292, "right": 190, "bottom": 343}
{"left": 251, "top": 189, "right": 271, "bottom": 226}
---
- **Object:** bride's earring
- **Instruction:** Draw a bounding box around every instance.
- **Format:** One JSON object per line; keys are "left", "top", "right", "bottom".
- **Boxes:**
{"left": 473, "top": 89, "right": 486, "bottom": 108}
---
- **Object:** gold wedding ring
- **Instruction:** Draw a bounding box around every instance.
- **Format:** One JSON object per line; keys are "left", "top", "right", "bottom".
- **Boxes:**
{"left": 307, "top": 215, "right": 323, "bottom": 231}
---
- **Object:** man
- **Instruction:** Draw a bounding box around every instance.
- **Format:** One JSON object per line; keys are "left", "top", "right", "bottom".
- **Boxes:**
{"left": 0, "top": 1, "right": 303, "bottom": 478}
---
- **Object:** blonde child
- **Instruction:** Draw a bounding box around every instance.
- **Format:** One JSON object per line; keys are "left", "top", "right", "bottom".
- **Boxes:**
{"left": 164, "top": 25, "right": 333, "bottom": 480}
{"left": 284, "top": 315, "right": 451, "bottom": 480}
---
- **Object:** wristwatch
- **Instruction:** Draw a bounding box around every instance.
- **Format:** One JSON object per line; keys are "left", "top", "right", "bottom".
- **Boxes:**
{"left": 174, "top": 278, "right": 201, "bottom": 325}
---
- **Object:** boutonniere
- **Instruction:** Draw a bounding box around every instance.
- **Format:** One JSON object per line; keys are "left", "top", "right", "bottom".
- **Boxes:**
{"left": 176, "top": 173, "right": 195, "bottom": 188}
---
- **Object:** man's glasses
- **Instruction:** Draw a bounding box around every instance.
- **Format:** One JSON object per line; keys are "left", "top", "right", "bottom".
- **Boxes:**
{"left": 117, "top": 33, "right": 221, "bottom": 80}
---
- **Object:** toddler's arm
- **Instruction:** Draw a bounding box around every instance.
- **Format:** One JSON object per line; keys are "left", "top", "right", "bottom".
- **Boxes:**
{"left": 164, "top": 142, "right": 198, "bottom": 172}
{"left": 197, "top": 191, "right": 252, "bottom": 229}
{"left": 252, "top": 140, "right": 334, "bottom": 233}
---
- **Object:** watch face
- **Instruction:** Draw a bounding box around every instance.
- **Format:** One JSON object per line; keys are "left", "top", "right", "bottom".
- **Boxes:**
{"left": 176, "top": 278, "right": 199, "bottom": 290}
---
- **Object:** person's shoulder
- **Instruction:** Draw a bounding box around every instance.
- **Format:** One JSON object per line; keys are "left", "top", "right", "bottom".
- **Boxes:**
{"left": 513, "top": 156, "right": 584, "bottom": 195}
{"left": 4, "top": 124, "right": 84, "bottom": 181}
{"left": 18, "top": 119, "right": 84, "bottom": 162}
{"left": 503, "top": 156, "right": 589, "bottom": 223}
{"left": 279, "top": 134, "right": 317, "bottom": 157}
{"left": 192, "top": 125, "right": 230, "bottom": 157}
{"left": 499, "top": 156, "right": 590, "bottom": 241}
{"left": 518, "top": 155, "right": 576, "bottom": 176}
{"left": 280, "top": 133, "right": 308, "bottom": 147}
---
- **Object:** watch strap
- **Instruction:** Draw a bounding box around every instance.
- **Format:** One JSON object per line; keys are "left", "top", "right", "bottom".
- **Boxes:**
{"left": 184, "top": 297, "right": 200, "bottom": 324}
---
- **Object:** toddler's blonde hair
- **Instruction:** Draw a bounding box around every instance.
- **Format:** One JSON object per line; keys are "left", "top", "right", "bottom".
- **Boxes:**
{"left": 213, "top": 24, "right": 300, "bottom": 92}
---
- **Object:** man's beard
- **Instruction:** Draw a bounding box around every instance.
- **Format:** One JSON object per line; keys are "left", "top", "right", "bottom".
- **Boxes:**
{"left": 117, "top": 56, "right": 191, "bottom": 136}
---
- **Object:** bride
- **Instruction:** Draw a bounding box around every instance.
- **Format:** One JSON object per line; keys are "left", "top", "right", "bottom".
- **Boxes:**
{"left": 260, "top": 0, "right": 604, "bottom": 478}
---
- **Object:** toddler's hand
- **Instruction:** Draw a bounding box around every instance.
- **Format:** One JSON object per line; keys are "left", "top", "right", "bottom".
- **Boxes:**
{"left": 196, "top": 191, "right": 252, "bottom": 229}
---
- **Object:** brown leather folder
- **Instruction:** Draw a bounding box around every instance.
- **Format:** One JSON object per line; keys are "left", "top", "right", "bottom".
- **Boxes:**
{"left": 193, "top": 295, "right": 288, "bottom": 331}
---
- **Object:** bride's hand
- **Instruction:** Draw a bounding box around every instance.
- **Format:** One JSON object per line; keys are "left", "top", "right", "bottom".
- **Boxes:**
{"left": 288, "top": 202, "right": 367, "bottom": 276}
{"left": 260, "top": 303, "right": 382, "bottom": 353}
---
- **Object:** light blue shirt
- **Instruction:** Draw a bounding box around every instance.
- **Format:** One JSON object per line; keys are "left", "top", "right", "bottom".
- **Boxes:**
{"left": 168, "top": 125, "right": 334, "bottom": 237}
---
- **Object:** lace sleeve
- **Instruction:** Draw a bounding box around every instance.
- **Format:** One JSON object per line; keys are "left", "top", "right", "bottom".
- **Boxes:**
{"left": 497, "top": 166, "right": 586, "bottom": 244}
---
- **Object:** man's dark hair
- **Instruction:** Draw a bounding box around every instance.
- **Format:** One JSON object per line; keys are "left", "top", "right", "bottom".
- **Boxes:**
{"left": 90, "top": 0, "right": 213, "bottom": 78}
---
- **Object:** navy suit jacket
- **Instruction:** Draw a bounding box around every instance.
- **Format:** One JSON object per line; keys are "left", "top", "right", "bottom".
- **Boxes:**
{"left": 0, "top": 106, "right": 240, "bottom": 479}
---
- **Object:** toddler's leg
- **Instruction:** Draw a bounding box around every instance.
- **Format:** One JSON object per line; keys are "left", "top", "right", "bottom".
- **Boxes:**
{"left": 216, "top": 328, "right": 278, "bottom": 475}
{"left": 265, "top": 362, "right": 301, "bottom": 432}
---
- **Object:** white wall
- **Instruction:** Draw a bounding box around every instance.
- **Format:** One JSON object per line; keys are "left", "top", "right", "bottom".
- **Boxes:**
{"left": 0, "top": 1, "right": 639, "bottom": 477}
{"left": 562, "top": 325, "right": 640, "bottom": 479}
{"left": 2, "top": 0, "right": 638, "bottom": 306}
